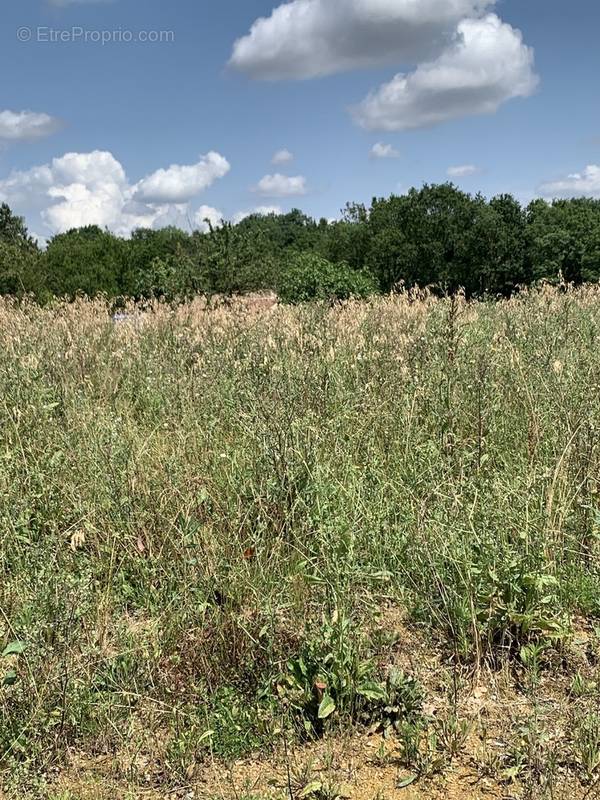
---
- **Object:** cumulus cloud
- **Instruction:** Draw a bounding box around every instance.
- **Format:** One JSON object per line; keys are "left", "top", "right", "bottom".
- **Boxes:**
{"left": 0, "top": 110, "right": 62, "bottom": 142}
{"left": 353, "top": 15, "right": 538, "bottom": 131}
{"left": 254, "top": 173, "right": 307, "bottom": 197}
{"left": 272, "top": 148, "right": 294, "bottom": 165}
{"left": 233, "top": 205, "right": 282, "bottom": 224}
{"left": 229, "top": 0, "right": 496, "bottom": 80}
{"left": 370, "top": 142, "right": 399, "bottom": 159}
{"left": 540, "top": 165, "right": 600, "bottom": 199}
{"left": 230, "top": 2, "right": 537, "bottom": 132}
{"left": 134, "top": 152, "right": 230, "bottom": 204}
{"left": 447, "top": 164, "right": 480, "bottom": 177}
{"left": 0, "top": 150, "right": 230, "bottom": 237}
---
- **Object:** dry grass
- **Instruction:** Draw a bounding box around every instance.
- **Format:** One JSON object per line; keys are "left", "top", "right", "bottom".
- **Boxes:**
{"left": 2, "top": 287, "right": 600, "bottom": 798}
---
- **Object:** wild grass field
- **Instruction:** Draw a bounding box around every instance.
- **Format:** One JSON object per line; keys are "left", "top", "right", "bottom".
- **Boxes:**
{"left": 2, "top": 287, "right": 600, "bottom": 799}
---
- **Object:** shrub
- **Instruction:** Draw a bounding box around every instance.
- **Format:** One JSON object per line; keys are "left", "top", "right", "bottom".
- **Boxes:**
{"left": 277, "top": 252, "right": 377, "bottom": 304}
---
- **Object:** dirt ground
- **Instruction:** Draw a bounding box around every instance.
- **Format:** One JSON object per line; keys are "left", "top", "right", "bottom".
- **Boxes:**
{"left": 8, "top": 610, "right": 600, "bottom": 800}
{"left": 46, "top": 730, "right": 592, "bottom": 800}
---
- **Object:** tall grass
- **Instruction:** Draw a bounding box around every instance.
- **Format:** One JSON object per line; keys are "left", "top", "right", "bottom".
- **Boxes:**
{"left": 1, "top": 287, "right": 600, "bottom": 787}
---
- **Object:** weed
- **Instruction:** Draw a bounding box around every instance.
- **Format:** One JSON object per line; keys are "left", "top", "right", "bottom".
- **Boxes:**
{"left": 1, "top": 289, "right": 600, "bottom": 795}
{"left": 396, "top": 719, "right": 445, "bottom": 780}
{"left": 435, "top": 712, "right": 471, "bottom": 759}
{"left": 573, "top": 714, "right": 600, "bottom": 782}
{"left": 571, "top": 671, "right": 597, "bottom": 698}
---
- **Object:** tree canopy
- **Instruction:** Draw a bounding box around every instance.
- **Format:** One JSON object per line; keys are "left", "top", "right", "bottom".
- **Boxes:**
{"left": 2, "top": 186, "right": 600, "bottom": 303}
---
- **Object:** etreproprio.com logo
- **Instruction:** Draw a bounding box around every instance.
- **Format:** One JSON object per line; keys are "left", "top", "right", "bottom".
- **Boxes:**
{"left": 17, "top": 26, "right": 175, "bottom": 45}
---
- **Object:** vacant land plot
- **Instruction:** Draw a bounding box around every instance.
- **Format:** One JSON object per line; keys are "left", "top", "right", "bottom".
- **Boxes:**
{"left": 1, "top": 288, "right": 600, "bottom": 799}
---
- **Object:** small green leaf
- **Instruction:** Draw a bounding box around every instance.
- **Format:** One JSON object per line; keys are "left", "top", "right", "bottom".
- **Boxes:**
{"left": 502, "top": 765, "right": 521, "bottom": 782}
{"left": 298, "top": 781, "right": 323, "bottom": 798}
{"left": 318, "top": 693, "right": 336, "bottom": 719}
{"left": 357, "top": 681, "right": 387, "bottom": 701}
{"left": 2, "top": 670, "right": 17, "bottom": 687}
{"left": 396, "top": 773, "right": 417, "bottom": 789}
{"left": 2, "top": 642, "right": 25, "bottom": 658}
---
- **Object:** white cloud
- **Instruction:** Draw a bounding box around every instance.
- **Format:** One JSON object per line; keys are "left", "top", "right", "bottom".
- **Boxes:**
{"left": 254, "top": 173, "right": 307, "bottom": 197}
{"left": 194, "top": 205, "right": 224, "bottom": 232}
{"left": 230, "top": 0, "right": 496, "bottom": 80}
{"left": 53, "top": 150, "right": 127, "bottom": 186}
{"left": 540, "top": 165, "right": 600, "bottom": 199}
{"left": 230, "top": 2, "right": 537, "bottom": 133}
{"left": 353, "top": 14, "right": 538, "bottom": 131}
{"left": 272, "top": 148, "right": 294, "bottom": 165}
{"left": 134, "top": 152, "right": 230, "bottom": 204}
{"left": 447, "top": 164, "right": 480, "bottom": 177}
{"left": 370, "top": 142, "right": 399, "bottom": 159}
{"left": 0, "top": 110, "right": 62, "bottom": 142}
{"left": 0, "top": 150, "right": 231, "bottom": 237}
{"left": 44, "top": 157, "right": 127, "bottom": 232}
{"left": 233, "top": 205, "right": 282, "bottom": 224}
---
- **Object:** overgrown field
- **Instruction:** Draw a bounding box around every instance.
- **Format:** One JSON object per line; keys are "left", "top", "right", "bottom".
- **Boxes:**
{"left": 2, "top": 288, "right": 600, "bottom": 799}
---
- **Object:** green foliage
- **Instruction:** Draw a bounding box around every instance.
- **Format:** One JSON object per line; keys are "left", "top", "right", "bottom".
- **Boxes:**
{"left": 189, "top": 219, "right": 279, "bottom": 295}
{"left": 573, "top": 713, "right": 600, "bottom": 780}
{"left": 364, "top": 184, "right": 535, "bottom": 295}
{"left": 166, "top": 687, "right": 270, "bottom": 777}
{"left": 0, "top": 240, "right": 44, "bottom": 298}
{"left": 277, "top": 613, "right": 378, "bottom": 733}
{"left": 3, "top": 186, "right": 600, "bottom": 302}
{"left": 44, "top": 225, "right": 127, "bottom": 298}
{"left": 128, "top": 253, "right": 192, "bottom": 299}
{"left": 277, "top": 252, "right": 377, "bottom": 303}
{"left": 527, "top": 198, "right": 600, "bottom": 283}
{"left": 480, "top": 566, "right": 569, "bottom": 654}
{"left": 0, "top": 203, "right": 36, "bottom": 248}
{"left": 0, "top": 203, "right": 43, "bottom": 298}
{"left": 122, "top": 226, "right": 195, "bottom": 298}
{"left": 397, "top": 719, "right": 446, "bottom": 780}
{"left": 1, "top": 641, "right": 25, "bottom": 688}
{"left": 276, "top": 613, "right": 421, "bottom": 736}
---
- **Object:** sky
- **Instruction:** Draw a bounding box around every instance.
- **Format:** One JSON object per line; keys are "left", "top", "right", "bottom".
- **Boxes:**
{"left": 1, "top": 0, "right": 600, "bottom": 243}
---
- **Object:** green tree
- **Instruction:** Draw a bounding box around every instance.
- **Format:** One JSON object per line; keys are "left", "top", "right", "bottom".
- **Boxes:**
{"left": 0, "top": 203, "right": 37, "bottom": 248}
{"left": 480, "top": 194, "right": 528, "bottom": 294}
{"left": 321, "top": 203, "right": 372, "bottom": 273}
{"left": 526, "top": 199, "right": 600, "bottom": 284}
{"left": 45, "top": 226, "right": 127, "bottom": 298}
{"left": 0, "top": 203, "right": 44, "bottom": 297}
{"left": 122, "top": 227, "right": 193, "bottom": 298}
{"left": 366, "top": 184, "right": 484, "bottom": 292}
{"left": 188, "top": 220, "right": 279, "bottom": 296}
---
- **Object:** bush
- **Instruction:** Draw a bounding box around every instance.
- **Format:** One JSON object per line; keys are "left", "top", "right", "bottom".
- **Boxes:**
{"left": 277, "top": 252, "right": 377, "bottom": 304}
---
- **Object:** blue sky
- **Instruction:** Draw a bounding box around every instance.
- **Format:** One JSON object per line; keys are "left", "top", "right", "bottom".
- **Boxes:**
{"left": 1, "top": 0, "right": 599, "bottom": 241}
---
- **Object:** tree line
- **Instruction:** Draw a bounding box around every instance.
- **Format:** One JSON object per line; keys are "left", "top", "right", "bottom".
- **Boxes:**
{"left": 1, "top": 183, "right": 600, "bottom": 303}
